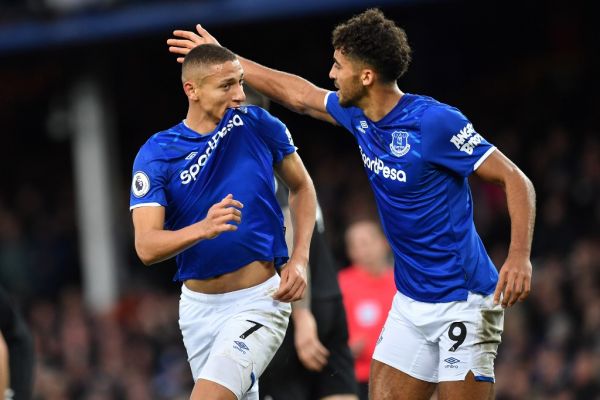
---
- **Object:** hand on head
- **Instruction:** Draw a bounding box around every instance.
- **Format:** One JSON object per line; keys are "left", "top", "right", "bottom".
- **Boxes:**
{"left": 168, "top": 24, "right": 221, "bottom": 63}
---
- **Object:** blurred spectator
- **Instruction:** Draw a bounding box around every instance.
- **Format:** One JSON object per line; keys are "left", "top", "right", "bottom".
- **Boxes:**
{"left": 338, "top": 220, "right": 395, "bottom": 400}
{"left": 571, "top": 348, "right": 600, "bottom": 399}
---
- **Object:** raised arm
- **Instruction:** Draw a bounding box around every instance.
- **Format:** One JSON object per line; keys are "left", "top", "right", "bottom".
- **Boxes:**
{"left": 132, "top": 194, "right": 243, "bottom": 265}
{"left": 475, "top": 150, "right": 536, "bottom": 308}
{"left": 167, "top": 25, "right": 335, "bottom": 124}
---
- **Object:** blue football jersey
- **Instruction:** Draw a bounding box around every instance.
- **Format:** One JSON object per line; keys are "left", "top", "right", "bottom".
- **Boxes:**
{"left": 129, "top": 106, "right": 297, "bottom": 281}
{"left": 326, "top": 91, "right": 498, "bottom": 302}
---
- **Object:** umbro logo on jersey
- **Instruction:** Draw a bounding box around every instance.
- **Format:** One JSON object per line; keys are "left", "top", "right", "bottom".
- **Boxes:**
{"left": 185, "top": 151, "right": 198, "bottom": 160}
{"left": 356, "top": 120, "right": 368, "bottom": 134}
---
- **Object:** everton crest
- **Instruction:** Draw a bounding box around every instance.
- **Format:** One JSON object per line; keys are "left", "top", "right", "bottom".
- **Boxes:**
{"left": 389, "top": 130, "right": 411, "bottom": 157}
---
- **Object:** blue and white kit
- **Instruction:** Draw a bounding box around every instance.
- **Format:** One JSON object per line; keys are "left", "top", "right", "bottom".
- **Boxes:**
{"left": 326, "top": 91, "right": 503, "bottom": 383}
{"left": 129, "top": 105, "right": 297, "bottom": 399}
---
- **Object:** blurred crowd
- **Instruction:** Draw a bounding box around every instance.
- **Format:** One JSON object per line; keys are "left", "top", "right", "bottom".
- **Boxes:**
{"left": 28, "top": 287, "right": 191, "bottom": 399}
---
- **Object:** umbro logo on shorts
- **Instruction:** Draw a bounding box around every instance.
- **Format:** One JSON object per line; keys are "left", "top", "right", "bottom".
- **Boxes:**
{"left": 444, "top": 357, "right": 460, "bottom": 365}
{"left": 444, "top": 357, "right": 461, "bottom": 369}
{"left": 233, "top": 340, "right": 250, "bottom": 354}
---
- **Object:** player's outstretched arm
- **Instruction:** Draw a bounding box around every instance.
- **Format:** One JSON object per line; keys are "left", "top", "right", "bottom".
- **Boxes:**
{"left": 132, "top": 194, "right": 243, "bottom": 265}
{"left": 167, "top": 25, "right": 335, "bottom": 124}
{"left": 475, "top": 150, "right": 536, "bottom": 308}
{"left": 272, "top": 153, "right": 317, "bottom": 302}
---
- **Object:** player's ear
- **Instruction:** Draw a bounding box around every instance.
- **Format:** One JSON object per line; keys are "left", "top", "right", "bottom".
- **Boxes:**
{"left": 361, "top": 69, "right": 374, "bottom": 87}
{"left": 184, "top": 81, "right": 199, "bottom": 101}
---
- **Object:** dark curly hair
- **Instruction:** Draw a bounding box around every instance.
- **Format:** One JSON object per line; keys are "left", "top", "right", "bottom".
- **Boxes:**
{"left": 332, "top": 9, "right": 412, "bottom": 83}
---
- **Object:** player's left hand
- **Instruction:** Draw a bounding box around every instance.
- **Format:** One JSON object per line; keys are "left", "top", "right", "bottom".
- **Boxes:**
{"left": 493, "top": 254, "right": 532, "bottom": 308}
{"left": 293, "top": 308, "right": 329, "bottom": 371}
{"left": 167, "top": 24, "right": 221, "bottom": 63}
{"left": 273, "top": 260, "right": 307, "bottom": 302}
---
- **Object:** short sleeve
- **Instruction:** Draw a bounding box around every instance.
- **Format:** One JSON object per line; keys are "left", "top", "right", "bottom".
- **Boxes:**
{"left": 421, "top": 105, "right": 496, "bottom": 177}
{"left": 250, "top": 107, "right": 297, "bottom": 164}
{"left": 325, "top": 91, "right": 355, "bottom": 132}
{"left": 129, "top": 143, "right": 169, "bottom": 210}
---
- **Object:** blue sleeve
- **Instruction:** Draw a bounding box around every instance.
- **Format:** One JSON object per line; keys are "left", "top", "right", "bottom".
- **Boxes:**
{"left": 325, "top": 91, "right": 355, "bottom": 133}
{"left": 129, "top": 141, "right": 169, "bottom": 210}
{"left": 249, "top": 107, "right": 297, "bottom": 163}
{"left": 421, "top": 105, "right": 496, "bottom": 177}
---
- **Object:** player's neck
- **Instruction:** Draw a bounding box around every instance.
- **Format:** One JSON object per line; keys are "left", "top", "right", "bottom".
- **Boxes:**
{"left": 185, "top": 109, "right": 220, "bottom": 135}
{"left": 360, "top": 84, "right": 403, "bottom": 123}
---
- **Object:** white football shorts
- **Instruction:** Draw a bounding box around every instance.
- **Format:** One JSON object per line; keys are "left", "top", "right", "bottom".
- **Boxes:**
{"left": 179, "top": 274, "right": 291, "bottom": 400}
{"left": 372, "top": 290, "right": 504, "bottom": 383}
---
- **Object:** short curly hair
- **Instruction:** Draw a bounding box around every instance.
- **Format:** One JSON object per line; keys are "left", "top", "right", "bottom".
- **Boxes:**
{"left": 332, "top": 9, "right": 412, "bottom": 83}
{"left": 182, "top": 44, "right": 237, "bottom": 78}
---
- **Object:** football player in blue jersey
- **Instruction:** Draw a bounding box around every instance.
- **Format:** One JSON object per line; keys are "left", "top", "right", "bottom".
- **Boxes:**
{"left": 130, "top": 44, "right": 317, "bottom": 400}
{"left": 167, "top": 8, "right": 535, "bottom": 400}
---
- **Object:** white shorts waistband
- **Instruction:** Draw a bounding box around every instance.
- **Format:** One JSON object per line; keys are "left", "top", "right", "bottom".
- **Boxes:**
{"left": 180, "top": 274, "right": 280, "bottom": 305}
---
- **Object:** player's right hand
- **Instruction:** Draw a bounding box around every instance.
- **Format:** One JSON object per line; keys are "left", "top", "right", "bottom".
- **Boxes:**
{"left": 167, "top": 24, "right": 221, "bottom": 63}
{"left": 198, "top": 194, "right": 243, "bottom": 239}
{"left": 493, "top": 254, "right": 532, "bottom": 308}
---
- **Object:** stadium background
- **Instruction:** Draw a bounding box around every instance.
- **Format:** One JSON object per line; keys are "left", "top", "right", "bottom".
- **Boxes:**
{"left": 0, "top": 0, "right": 598, "bottom": 398}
